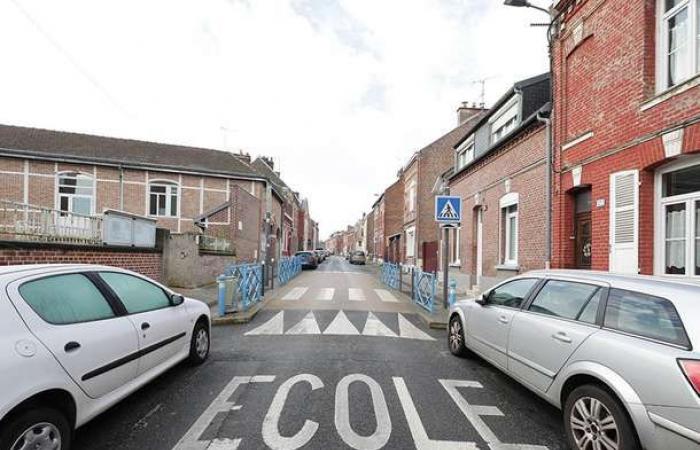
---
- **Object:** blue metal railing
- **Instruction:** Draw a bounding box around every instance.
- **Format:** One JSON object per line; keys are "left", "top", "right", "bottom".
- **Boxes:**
{"left": 412, "top": 268, "right": 437, "bottom": 312}
{"left": 217, "top": 262, "right": 263, "bottom": 316}
{"left": 380, "top": 262, "right": 400, "bottom": 290}
{"left": 277, "top": 256, "right": 302, "bottom": 286}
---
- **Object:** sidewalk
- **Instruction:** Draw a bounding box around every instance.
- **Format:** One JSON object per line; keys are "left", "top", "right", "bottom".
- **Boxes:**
{"left": 172, "top": 283, "right": 273, "bottom": 326}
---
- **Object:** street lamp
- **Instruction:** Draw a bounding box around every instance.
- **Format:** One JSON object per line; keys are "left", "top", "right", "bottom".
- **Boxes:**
{"left": 503, "top": 0, "right": 551, "bottom": 15}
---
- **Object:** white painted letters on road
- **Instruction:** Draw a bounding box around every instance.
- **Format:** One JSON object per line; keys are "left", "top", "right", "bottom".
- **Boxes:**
{"left": 262, "top": 374, "right": 324, "bottom": 450}
{"left": 335, "top": 374, "right": 392, "bottom": 450}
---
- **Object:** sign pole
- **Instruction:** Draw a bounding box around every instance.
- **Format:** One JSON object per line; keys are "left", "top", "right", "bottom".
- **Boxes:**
{"left": 442, "top": 226, "right": 449, "bottom": 309}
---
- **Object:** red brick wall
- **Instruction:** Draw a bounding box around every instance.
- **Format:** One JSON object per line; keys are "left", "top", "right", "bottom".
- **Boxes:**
{"left": 231, "top": 185, "right": 262, "bottom": 262}
{"left": 0, "top": 247, "right": 162, "bottom": 281}
{"left": 552, "top": 0, "right": 700, "bottom": 273}
{"left": 383, "top": 179, "right": 404, "bottom": 255}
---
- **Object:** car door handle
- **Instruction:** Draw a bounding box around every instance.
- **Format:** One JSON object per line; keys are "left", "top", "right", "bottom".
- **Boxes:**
{"left": 64, "top": 341, "right": 81, "bottom": 353}
{"left": 552, "top": 332, "right": 572, "bottom": 343}
{"left": 141, "top": 322, "right": 150, "bottom": 330}
{"left": 498, "top": 316, "right": 509, "bottom": 324}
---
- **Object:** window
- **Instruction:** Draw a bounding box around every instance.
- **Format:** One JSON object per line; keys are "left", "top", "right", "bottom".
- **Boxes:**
{"left": 658, "top": 163, "right": 700, "bottom": 277}
{"left": 488, "top": 278, "right": 538, "bottom": 309}
{"left": 490, "top": 96, "right": 520, "bottom": 144}
{"left": 406, "top": 180, "right": 417, "bottom": 213}
{"left": 528, "top": 280, "right": 603, "bottom": 323}
{"left": 99, "top": 272, "right": 171, "bottom": 314}
{"left": 456, "top": 137, "right": 475, "bottom": 169}
{"left": 405, "top": 227, "right": 416, "bottom": 258}
{"left": 149, "top": 181, "right": 179, "bottom": 217}
{"left": 19, "top": 274, "right": 115, "bottom": 324}
{"left": 57, "top": 172, "right": 94, "bottom": 215}
{"left": 500, "top": 203, "right": 518, "bottom": 265}
{"left": 658, "top": 0, "right": 700, "bottom": 89}
{"left": 448, "top": 227, "right": 461, "bottom": 265}
{"left": 604, "top": 288, "right": 690, "bottom": 348}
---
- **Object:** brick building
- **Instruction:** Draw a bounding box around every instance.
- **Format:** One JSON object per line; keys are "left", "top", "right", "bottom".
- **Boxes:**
{"left": 372, "top": 194, "right": 385, "bottom": 262}
{"left": 383, "top": 179, "right": 404, "bottom": 263}
{"left": 399, "top": 106, "right": 485, "bottom": 272}
{"left": 446, "top": 73, "right": 551, "bottom": 291}
{"left": 552, "top": 0, "right": 700, "bottom": 279}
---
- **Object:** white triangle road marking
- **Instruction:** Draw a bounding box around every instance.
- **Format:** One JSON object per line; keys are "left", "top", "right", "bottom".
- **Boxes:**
{"left": 282, "top": 287, "right": 308, "bottom": 301}
{"left": 286, "top": 311, "right": 321, "bottom": 335}
{"left": 362, "top": 312, "right": 398, "bottom": 337}
{"left": 323, "top": 310, "right": 360, "bottom": 335}
{"left": 398, "top": 313, "right": 435, "bottom": 341}
{"left": 245, "top": 311, "right": 284, "bottom": 336}
{"left": 348, "top": 288, "right": 365, "bottom": 301}
{"left": 374, "top": 289, "right": 399, "bottom": 303}
{"left": 316, "top": 288, "right": 335, "bottom": 301}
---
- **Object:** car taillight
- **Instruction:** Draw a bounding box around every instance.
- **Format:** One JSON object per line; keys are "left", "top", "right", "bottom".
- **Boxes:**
{"left": 679, "top": 359, "right": 700, "bottom": 395}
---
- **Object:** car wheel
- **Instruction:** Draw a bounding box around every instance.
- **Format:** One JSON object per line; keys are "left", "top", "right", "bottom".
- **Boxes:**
{"left": 564, "top": 384, "right": 639, "bottom": 450}
{"left": 447, "top": 316, "right": 470, "bottom": 357}
{"left": 188, "top": 321, "right": 210, "bottom": 365}
{"left": 0, "top": 407, "right": 71, "bottom": 450}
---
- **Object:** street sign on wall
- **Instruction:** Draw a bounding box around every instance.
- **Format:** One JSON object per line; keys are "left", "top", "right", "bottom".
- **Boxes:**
{"left": 435, "top": 196, "right": 461, "bottom": 224}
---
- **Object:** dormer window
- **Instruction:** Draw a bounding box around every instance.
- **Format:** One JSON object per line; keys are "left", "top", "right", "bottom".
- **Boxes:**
{"left": 456, "top": 136, "right": 475, "bottom": 169}
{"left": 490, "top": 95, "right": 521, "bottom": 144}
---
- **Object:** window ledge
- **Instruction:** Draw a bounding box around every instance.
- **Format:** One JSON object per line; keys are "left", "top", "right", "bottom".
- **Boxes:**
{"left": 641, "top": 74, "right": 700, "bottom": 112}
{"left": 495, "top": 264, "right": 520, "bottom": 272}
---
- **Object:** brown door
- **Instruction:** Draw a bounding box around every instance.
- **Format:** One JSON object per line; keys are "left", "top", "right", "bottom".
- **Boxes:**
{"left": 423, "top": 241, "right": 438, "bottom": 273}
{"left": 575, "top": 213, "right": 592, "bottom": 269}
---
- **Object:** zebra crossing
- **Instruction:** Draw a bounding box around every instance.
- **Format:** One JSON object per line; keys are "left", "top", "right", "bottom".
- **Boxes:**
{"left": 279, "top": 287, "right": 400, "bottom": 303}
{"left": 244, "top": 310, "right": 435, "bottom": 341}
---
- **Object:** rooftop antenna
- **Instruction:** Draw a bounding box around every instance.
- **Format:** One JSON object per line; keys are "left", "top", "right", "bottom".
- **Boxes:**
{"left": 469, "top": 76, "right": 499, "bottom": 107}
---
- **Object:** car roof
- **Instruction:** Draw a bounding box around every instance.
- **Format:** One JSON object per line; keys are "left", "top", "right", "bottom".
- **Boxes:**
{"left": 0, "top": 264, "right": 130, "bottom": 281}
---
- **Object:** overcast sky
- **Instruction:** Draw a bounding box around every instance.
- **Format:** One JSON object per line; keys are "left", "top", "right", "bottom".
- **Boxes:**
{"left": 0, "top": 0, "right": 549, "bottom": 239}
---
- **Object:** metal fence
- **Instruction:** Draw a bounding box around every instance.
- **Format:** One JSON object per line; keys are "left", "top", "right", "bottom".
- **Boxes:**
{"left": 380, "top": 262, "right": 438, "bottom": 313}
{"left": 412, "top": 269, "right": 437, "bottom": 313}
{"left": 217, "top": 263, "right": 264, "bottom": 316}
{"left": 0, "top": 200, "right": 102, "bottom": 244}
{"left": 277, "top": 256, "right": 302, "bottom": 286}
{"left": 380, "top": 262, "right": 400, "bottom": 289}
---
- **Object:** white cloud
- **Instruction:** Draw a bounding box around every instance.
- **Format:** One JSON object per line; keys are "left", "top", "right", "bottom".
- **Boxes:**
{"left": 0, "top": 0, "right": 549, "bottom": 238}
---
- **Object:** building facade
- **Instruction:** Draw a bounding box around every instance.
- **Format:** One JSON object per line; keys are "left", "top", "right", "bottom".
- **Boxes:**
{"left": 552, "top": 0, "right": 700, "bottom": 280}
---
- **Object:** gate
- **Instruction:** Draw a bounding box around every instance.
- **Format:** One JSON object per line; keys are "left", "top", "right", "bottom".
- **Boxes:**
{"left": 217, "top": 263, "right": 263, "bottom": 316}
{"left": 412, "top": 269, "right": 436, "bottom": 312}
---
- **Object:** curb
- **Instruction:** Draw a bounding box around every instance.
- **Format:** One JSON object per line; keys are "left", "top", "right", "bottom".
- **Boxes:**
{"left": 210, "top": 295, "right": 273, "bottom": 326}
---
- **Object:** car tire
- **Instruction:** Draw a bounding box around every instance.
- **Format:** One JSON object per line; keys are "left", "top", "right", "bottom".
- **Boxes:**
{"left": 447, "top": 316, "right": 470, "bottom": 357}
{"left": 563, "top": 384, "right": 639, "bottom": 450}
{"left": 0, "top": 407, "right": 72, "bottom": 450}
{"left": 188, "top": 320, "right": 210, "bottom": 365}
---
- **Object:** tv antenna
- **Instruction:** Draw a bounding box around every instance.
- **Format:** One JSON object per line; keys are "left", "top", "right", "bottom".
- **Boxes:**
{"left": 469, "top": 76, "right": 499, "bottom": 107}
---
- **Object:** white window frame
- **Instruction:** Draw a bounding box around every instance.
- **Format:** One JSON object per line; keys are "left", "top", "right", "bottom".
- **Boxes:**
{"left": 456, "top": 136, "right": 475, "bottom": 170}
{"left": 148, "top": 180, "right": 180, "bottom": 218}
{"left": 657, "top": 0, "right": 699, "bottom": 92}
{"left": 500, "top": 193, "right": 519, "bottom": 266}
{"left": 490, "top": 95, "right": 521, "bottom": 144}
{"left": 448, "top": 226, "right": 461, "bottom": 266}
{"left": 55, "top": 171, "right": 95, "bottom": 216}
{"left": 654, "top": 157, "right": 700, "bottom": 278}
{"left": 408, "top": 180, "right": 417, "bottom": 213}
{"left": 405, "top": 226, "right": 416, "bottom": 258}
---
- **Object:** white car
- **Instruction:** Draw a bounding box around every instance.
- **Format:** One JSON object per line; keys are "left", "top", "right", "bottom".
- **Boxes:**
{"left": 0, "top": 264, "right": 211, "bottom": 450}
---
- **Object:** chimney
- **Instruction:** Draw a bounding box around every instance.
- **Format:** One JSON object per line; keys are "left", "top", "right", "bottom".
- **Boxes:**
{"left": 457, "top": 101, "right": 486, "bottom": 125}
{"left": 261, "top": 156, "right": 274, "bottom": 170}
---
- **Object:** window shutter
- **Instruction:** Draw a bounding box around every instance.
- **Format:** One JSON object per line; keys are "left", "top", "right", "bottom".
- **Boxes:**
{"left": 609, "top": 170, "right": 639, "bottom": 274}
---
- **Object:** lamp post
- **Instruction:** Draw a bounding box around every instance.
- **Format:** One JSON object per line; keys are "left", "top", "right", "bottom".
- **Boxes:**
{"left": 504, "top": 0, "right": 557, "bottom": 270}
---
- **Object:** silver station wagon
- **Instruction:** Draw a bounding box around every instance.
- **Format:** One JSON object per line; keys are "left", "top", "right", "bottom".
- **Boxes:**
{"left": 448, "top": 270, "right": 700, "bottom": 450}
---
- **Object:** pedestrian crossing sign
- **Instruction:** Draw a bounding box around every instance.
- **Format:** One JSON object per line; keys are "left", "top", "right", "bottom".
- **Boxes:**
{"left": 435, "top": 195, "right": 461, "bottom": 223}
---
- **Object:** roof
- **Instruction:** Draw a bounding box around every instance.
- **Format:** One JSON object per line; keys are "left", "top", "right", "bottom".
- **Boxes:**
{"left": 250, "top": 158, "right": 290, "bottom": 200}
{"left": 0, "top": 124, "right": 261, "bottom": 179}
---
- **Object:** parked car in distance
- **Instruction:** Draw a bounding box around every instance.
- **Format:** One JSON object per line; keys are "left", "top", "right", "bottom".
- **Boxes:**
{"left": 349, "top": 251, "right": 366, "bottom": 265}
{"left": 314, "top": 249, "right": 325, "bottom": 263}
{"left": 296, "top": 251, "right": 318, "bottom": 269}
{"left": 0, "top": 264, "right": 211, "bottom": 450}
{"left": 448, "top": 270, "right": 700, "bottom": 450}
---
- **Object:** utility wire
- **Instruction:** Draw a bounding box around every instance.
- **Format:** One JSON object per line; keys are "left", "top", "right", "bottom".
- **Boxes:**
{"left": 10, "top": 0, "right": 132, "bottom": 118}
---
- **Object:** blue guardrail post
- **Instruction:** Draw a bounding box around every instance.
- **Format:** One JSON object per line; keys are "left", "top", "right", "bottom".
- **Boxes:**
{"left": 448, "top": 278, "right": 457, "bottom": 306}
{"left": 217, "top": 274, "right": 227, "bottom": 317}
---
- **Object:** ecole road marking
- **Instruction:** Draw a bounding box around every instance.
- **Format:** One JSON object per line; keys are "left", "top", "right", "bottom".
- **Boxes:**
{"left": 173, "top": 374, "right": 549, "bottom": 450}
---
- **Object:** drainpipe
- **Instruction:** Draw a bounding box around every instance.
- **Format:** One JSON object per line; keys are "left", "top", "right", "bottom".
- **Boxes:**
{"left": 119, "top": 165, "right": 125, "bottom": 211}
{"left": 537, "top": 111, "right": 552, "bottom": 270}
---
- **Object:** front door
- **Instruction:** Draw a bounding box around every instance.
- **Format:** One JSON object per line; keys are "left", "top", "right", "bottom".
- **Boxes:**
{"left": 423, "top": 241, "right": 438, "bottom": 273}
{"left": 575, "top": 213, "right": 592, "bottom": 269}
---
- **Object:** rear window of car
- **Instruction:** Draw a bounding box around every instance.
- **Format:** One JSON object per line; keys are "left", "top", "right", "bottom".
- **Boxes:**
{"left": 353, "top": 251, "right": 365, "bottom": 256}
{"left": 604, "top": 288, "right": 690, "bottom": 348}
{"left": 296, "top": 252, "right": 311, "bottom": 256}
{"left": 19, "top": 273, "right": 116, "bottom": 324}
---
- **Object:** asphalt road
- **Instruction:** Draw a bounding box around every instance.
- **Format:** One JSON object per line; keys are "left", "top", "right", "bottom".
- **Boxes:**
{"left": 72, "top": 257, "right": 568, "bottom": 450}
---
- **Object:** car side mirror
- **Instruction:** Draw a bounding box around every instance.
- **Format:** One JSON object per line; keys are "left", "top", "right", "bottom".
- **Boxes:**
{"left": 170, "top": 294, "right": 185, "bottom": 306}
{"left": 475, "top": 293, "right": 489, "bottom": 306}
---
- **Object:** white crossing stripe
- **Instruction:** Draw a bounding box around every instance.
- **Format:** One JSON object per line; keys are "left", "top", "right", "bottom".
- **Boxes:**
{"left": 323, "top": 310, "right": 360, "bottom": 335}
{"left": 348, "top": 288, "right": 365, "bottom": 301}
{"left": 362, "top": 312, "right": 398, "bottom": 337}
{"left": 282, "top": 287, "right": 308, "bottom": 301}
{"left": 316, "top": 288, "right": 335, "bottom": 301}
{"left": 286, "top": 312, "right": 321, "bottom": 335}
{"left": 374, "top": 289, "right": 399, "bottom": 303}
{"left": 245, "top": 311, "right": 284, "bottom": 336}
{"left": 207, "top": 438, "right": 242, "bottom": 449}
{"left": 398, "top": 313, "right": 435, "bottom": 341}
